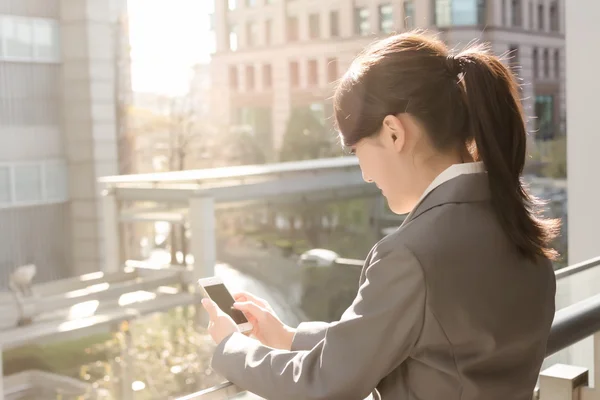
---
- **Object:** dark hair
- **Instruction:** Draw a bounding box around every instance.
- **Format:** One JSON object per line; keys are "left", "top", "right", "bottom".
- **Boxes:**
{"left": 334, "top": 31, "right": 559, "bottom": 261}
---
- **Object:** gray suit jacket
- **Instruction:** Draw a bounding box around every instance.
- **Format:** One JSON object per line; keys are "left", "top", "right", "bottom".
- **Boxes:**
{"left": 211, "top": 173, "right": 556, "bottom": 400}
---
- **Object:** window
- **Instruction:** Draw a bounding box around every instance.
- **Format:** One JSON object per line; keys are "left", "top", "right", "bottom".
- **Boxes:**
{"left": 14, "top": 164, "right": 41, "bottom": 202}
{"left": 511, "top": 0, "right": 522, "bottom": 27}
{"left": 246, "top": 0, "right": 256, "bottom": 6}
{"left": 308, "top": 59, "right": 318, "bottom": 86}
{"left": 290, "top": 61, "right": 299, "bottom": 87}
{"left": 330, "top": 10, "right": 340, "bottom": 37}
{"left": 543, "top": 48, "right": 549, "bottom": 77}
{"left": 355, "top": 7, "right": 370, "bottom": 35}
{"left": 33, "top": 19, "right": 59, "bottom": 61}
{"left": 549, "top": 1, "right": 559, "bottom": 31}
{"left": 287, "top": 16, "right": 299, "bottom": 41}
{"left": 228, "top": 0, "right": 237, "bottom": 10}
{"left": 246, "top": 65, "right": 255, "bottom": 90}
{"left": 554, "top": 49, "right": 560, "bottom": 78}
{"left": 44, "top": 162, "right": 67, "bottom": 201}
{"left": 0, "top": 161, "right": 67, "bottom": 206}
{"left": 263, "top": 64, "right": 272, "bottom": 88}
{"left": 532, "top": 47, "right": 538, "bottom": 79}
{"left": 436, "top": 0, "right": 485, "bottom": 26}
{"left": 327, "top": 58, "right": 338, "bottom": 83}
{"left": 229, "top": 24, "right": 238, "bottom": 51}
{"left": 404, "top": 1, "right": 415, "bottom": 29}
{"left": 535, "top": 95, "right": 555, "bottom": 140}
{"left": 246, "top": 22, "right": 258, "bottom": 47}
{"left": 0, "top": 16, "right": 60, "bottom": 62}
{"left": 501, "top": 0, "right": 507, "bottom": 25}
{"left": 538, "top": 3, "right": 544, "bottom": 30}
{"left": 529, "top": 1, "right": 534, "bottom": 29}
{"left": 265, "top": 19, "right": 272, "bottom": 45}
{"left": 379, "top": 4, "right": 394, "bottom": 34}
{"left": 229, "top": 66, "right": 239, "bottom": 90}
{"left": 309, "top": 13, "right": 320, "bottom": 39}
{"left": 0, "top": 166, "right": 10, "bottom": 203}
{"left": 509, "top": 45, "right": 519, "bottom": 76}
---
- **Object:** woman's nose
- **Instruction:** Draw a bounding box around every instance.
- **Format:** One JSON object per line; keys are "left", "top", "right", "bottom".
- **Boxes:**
{"left": 362, "top": 171, "right": 373, "bottom": 183}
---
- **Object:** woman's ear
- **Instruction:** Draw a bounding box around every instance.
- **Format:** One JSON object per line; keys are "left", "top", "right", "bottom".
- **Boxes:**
{"left": 382, "top": 115, "right": 405, "bottom": 153}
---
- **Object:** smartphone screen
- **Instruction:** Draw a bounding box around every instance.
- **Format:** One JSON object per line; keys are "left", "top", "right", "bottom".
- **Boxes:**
{"left": 203, "top": 283, "right": 249, "bottom": 325}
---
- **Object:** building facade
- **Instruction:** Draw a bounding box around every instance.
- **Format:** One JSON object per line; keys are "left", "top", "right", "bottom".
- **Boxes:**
{"left": 0, "top": 0, "right": 128, "bottom": 286}
{"left": 210, "top": 0, "right": 565, "bottom": 158}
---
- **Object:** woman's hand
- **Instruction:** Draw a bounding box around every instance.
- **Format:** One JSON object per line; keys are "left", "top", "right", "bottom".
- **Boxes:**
{"left": 233, "top": 291, "right": 296, "bottom": 350}
{"left": 201, "top": 298, "right": 240, "bottom": 345}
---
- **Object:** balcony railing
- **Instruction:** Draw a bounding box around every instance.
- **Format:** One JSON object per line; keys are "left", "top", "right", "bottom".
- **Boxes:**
{"left": 179, "top": 256, "right": 600, "bottom": 400}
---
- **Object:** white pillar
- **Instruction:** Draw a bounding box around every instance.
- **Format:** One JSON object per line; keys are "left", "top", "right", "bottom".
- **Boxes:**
{"left": 565, "top": 0, "right": 600, "bottom": 382}
{"left": 101, "top": 189, "right": 121, "bottom": 273}
{"left": 189, "top": 196, "right": 216, "bottom": 283}
{"left": 539, "top": 364, "right": 588, "bottom": 400}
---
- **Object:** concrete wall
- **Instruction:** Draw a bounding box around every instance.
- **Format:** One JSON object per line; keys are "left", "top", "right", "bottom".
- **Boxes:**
{"left": 564, "top": 0, "right": 600, "bottom": 378}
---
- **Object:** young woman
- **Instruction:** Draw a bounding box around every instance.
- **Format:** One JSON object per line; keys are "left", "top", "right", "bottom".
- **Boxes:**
{"left": 202, "top": 31, "right": 558, "bottom": 400}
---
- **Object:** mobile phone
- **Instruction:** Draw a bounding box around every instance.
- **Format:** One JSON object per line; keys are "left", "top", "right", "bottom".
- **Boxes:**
{"left": 198, "top": 277, "right": 253, "bottom": 334}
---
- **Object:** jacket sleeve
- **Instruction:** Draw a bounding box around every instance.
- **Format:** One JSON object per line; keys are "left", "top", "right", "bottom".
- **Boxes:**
{"left": 290, "top": 321, "right": 330, "bottom": 351}
{"left": 210, "top": 243, "right": 426, "bottom": 400}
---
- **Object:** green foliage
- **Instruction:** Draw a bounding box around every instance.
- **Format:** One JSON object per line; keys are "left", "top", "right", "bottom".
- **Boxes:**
{"left": 279, "top": 107, "right": 341, "bottom": 162}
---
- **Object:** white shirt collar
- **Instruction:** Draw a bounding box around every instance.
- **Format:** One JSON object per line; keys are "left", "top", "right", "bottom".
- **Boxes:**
{"left": 401, "top": 161, "right": 485, "bottom": 226}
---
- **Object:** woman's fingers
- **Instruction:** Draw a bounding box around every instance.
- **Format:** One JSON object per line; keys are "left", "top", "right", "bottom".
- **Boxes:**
{"left": 233, "top": 291, "right": 268, "bottom": 308}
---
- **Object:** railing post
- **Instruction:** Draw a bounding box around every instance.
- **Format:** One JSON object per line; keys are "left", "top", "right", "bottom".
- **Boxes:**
{"left": 188, "top": 196, "right": 216, "bottom": 282}
{"left": 102, "top": 188, "right": 122, "bottom": 274}
{"left": 539, "top": 364, "right": 589, "bottom": 400}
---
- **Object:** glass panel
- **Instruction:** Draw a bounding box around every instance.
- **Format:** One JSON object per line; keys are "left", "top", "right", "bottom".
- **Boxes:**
{"left": 4, "top": 16, "right": 34, "bottom": 59}
{"left": 379, "top": 4, "right": 394, "bottom": 34}
{"left": 45, "top": 162, "right": 68, "bottom": 201}
{"left": 33, "top": 19, "right": 60, "bottom": 61}
{"left": 355, "top": 8, "right": 370, "bottom": 36}
{"left": 14, "top": 164, "right": 42, "bottom": 202}
{"left": 0, "top": 166, "right": 11, "bottom": 203}
{"left": 453, "top": 0, "right": 478, "bottom": 25}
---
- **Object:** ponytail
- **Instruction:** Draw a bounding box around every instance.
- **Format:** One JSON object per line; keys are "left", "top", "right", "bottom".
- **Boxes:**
{"left": 456, "top": 46, "right": 559, "bottom": 260}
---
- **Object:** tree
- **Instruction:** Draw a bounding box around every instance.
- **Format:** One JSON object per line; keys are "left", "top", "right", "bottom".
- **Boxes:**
{"left": 279, "top": 107, "right": 340, "bottom": 162}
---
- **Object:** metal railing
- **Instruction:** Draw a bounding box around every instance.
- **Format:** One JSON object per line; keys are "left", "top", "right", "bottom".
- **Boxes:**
{"left": 179, "top": 256, "right": 600, "bottom": 400}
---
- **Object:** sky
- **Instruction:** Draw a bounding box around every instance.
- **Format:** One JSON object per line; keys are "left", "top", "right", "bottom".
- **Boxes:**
{"left": 127, "top": 0, "right": 214, "bottom": 96}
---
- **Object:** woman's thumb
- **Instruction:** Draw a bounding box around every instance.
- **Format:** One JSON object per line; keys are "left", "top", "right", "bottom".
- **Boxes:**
{"left": 233, "top": 301, "right": 264, "bottom": 316}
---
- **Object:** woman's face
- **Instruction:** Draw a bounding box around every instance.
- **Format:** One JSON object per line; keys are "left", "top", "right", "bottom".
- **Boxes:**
{"left": 350, "top": 115, "right": 424, "bottom": 215}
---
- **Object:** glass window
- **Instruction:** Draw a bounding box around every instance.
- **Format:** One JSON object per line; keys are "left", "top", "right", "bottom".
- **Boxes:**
{"left": 290, "top": 61, "right": 299, "bottom": 87}
{"left": 4, "top": 16, "right": 33, "bottom": 59}
{"left": 229, "top": 24, "right": 238, "bottom": 51}
{"left": 308, "top": 59, "right": 318, "bottom": 86}
{"left": 0, "top": 166, "right": 11, "bottom": 203}
{"left": 263, "top": 64, "right": 272, "bottom": 88}
{"left": 554, "top": 49, "right": 560, "bottom": 78}
{"left": 529, "top": 1, "right": 534, "bottom": 29}
{"left": 538, "top": 3, "right": 544, "bottom": 30}
{"left": 404, "top": 1, "right": 415, "bottom": 29}
{"left": 309, "top": 13, "right": 320, "bottom": 39}
{"left": 33, "top": 19, "right": 59, "bottom": 61}
{"left": 532, "top": 47, "right": 538, "bottom": 79}
{"left": 246, "top": 65, "right": 255, "bottom": 90}
{"left": 330, "top": 10, "right": 340, "bottom": 37}
{"left": 543, "top": 48, "right": 549, "bottom": 77}
{"left": 355, "top": 7, "right": 370, "bottom": 36}
{"left": 265, "top": 19, "right": 272, "bottom": 45}
{"left": 246, "top": 0, "right": 257, "bottom": 6}
{"left": 246, "top": 22, "right": 258, "bottom": 47}
{"left": 287, "top": 16, "right": 299, "bottom": 41}
{"left": 435, "top": 0, "right": 486, "bottom": 27}
{"left": 327, "top": 58, "right": 338, "bottom": 83}
{"left": 549, "top": 1, "right": 559, "bottom": 31}
{"left": 44, "top": 162, "right": 67, "bottom": 201}
{"left": 511, "top": 0, "right": 522, "bottom": 27}
{"left": 535, "top": 95, "right": 554, "bottom": 140}
{"left": 379, "top": 4, "right": 394, "bottom": 34}
{"left": 14, "top": 164, "right": 42, "bottom": 202}
{"left": 229, "top": 0, "right": 237, "bottom": 10}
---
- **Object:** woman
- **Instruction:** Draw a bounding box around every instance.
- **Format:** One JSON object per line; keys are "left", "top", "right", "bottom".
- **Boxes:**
{"left": 202, "top": 32, "right": 558, "bottom": 400}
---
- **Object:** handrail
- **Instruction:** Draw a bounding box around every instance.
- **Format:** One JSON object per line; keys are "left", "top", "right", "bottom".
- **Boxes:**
{"left": 181, "top": 256, "right": 600, "bottom": 400}
{"left": 546, "top": 292, "right": 600, "bottom": 355}
{"left": 554, "top": 255, "right": 600, "bottom": 281}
